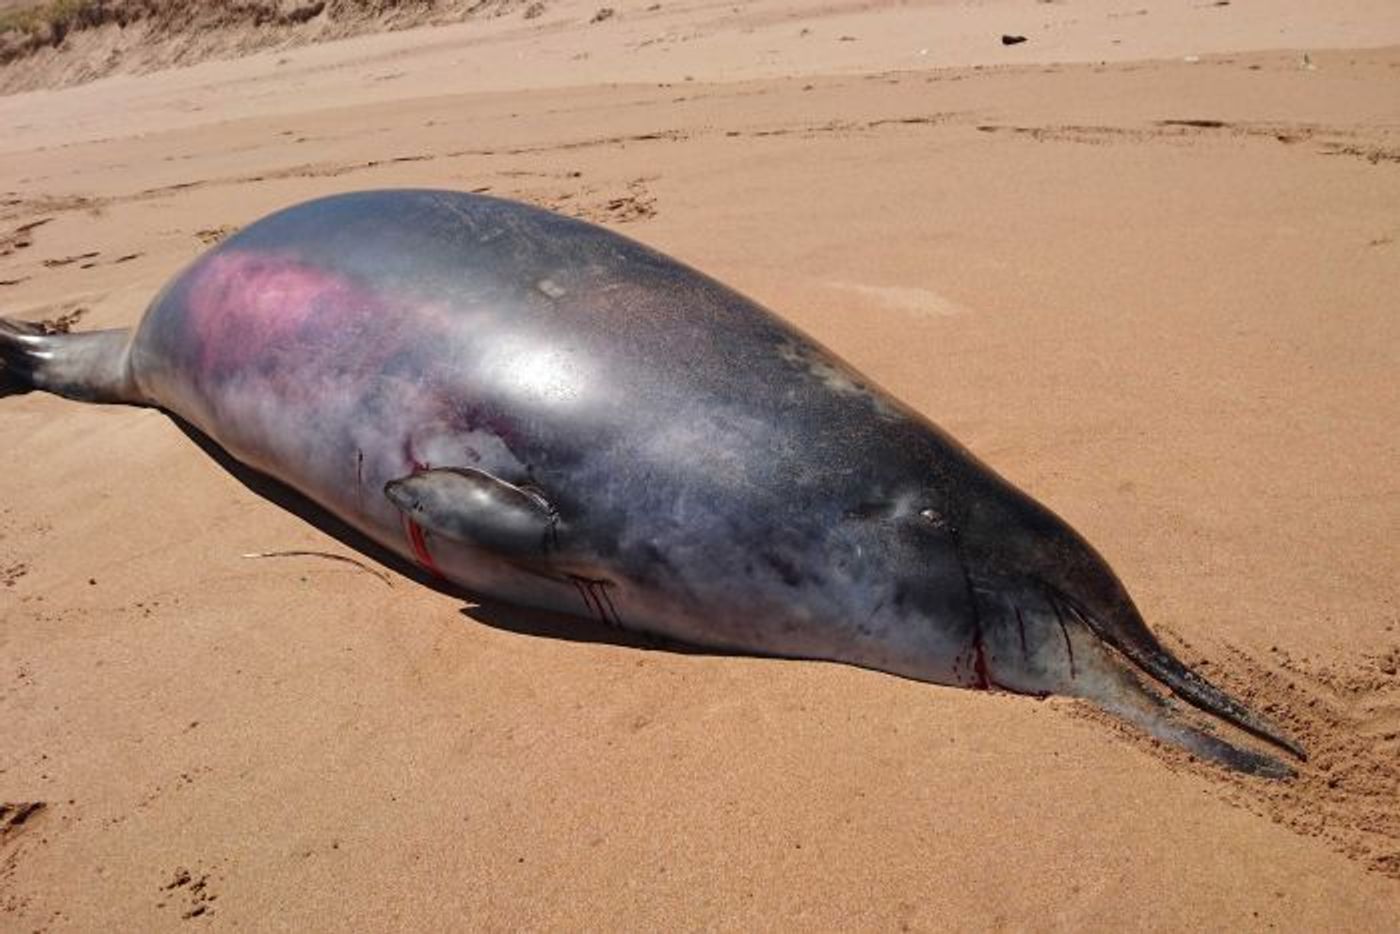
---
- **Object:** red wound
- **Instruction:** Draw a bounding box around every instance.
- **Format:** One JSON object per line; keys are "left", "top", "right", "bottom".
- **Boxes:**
{"left": 403, "top": 514, "right": 444, "bottom": 580}
{"left": 972, "top": 638, "right": 993, "bottom": 691}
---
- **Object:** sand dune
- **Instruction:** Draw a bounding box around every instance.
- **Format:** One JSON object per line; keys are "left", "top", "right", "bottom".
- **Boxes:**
{"left": 1, "top": 1, "right": 1397, "bottom": 928}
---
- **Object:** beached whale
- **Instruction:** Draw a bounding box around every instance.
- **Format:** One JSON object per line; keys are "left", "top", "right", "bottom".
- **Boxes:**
{"left": 0, "top": 189, "right": 1303, "bottom": 776}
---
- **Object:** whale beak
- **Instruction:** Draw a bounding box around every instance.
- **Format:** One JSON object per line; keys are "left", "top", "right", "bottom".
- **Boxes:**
{"left": 949, "top": 463, "right": 1305, "bottom": 778}
{"left": 967, "top": 572, "right": 1303, "bottom": 778}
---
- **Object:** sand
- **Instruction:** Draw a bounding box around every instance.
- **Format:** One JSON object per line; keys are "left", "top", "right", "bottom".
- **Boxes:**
{"left": 1, "top": 0, "right": 1398, "bottom": 928}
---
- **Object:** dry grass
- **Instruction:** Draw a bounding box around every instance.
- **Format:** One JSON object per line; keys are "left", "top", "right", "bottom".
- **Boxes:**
{"left": 0, "top": 1, "right": 95, "bottom": 37}
{"left": 0, "top": 1, "right": 501, "bottom": 70}
{"left": 1, "top": 2, "right": 121, "bottom": 66}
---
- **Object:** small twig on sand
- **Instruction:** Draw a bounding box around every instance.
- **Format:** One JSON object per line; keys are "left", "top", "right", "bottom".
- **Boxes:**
{"left": 241, "top": 550, "right": 393, "bottom": 586}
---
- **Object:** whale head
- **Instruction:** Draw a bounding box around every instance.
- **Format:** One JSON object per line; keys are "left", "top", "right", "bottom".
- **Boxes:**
{"left": 942, "top": 468, "right": 1305, "bottom": 777}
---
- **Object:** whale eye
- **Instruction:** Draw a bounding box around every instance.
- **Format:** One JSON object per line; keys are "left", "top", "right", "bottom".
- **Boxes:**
{"left": 919, "top": 507, "right": 947, "bottom": 529}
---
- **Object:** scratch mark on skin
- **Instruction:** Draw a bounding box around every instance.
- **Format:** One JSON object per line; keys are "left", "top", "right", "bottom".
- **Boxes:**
{"left": 355, "top": 449, "right": 365, "bottom": 509}
{"left": 572, "top": 577, "right": 602, "bottom": 622}
{"left": 972, "top": 634, "right": 993, "bottom": 691}
{"left": 1015, "top": 606, "right": 1028, "bottom": 658}
{"left": 1050, "top": 598, "right": 1077, "bottom": 680}
{"left": 593, "top": 580, "right": 622, "bottom": 627}
{"left": 570, "top": 575, "right": 622, "bottom": 628}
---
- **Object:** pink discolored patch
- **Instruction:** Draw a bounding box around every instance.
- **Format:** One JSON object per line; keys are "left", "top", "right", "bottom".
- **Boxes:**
{"left": 184, "top": 249, "right": 387, "bottom": 377}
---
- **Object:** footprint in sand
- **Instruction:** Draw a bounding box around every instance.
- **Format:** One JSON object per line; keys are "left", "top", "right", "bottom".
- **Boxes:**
{"left": 157, "top": 865, "right": 220, "bottom": 919}
{"left": 0, "top": 802, "right": 46, "bottom": 843}
{"left": 41, "top": 251, "right": 100, "bottom": 268}
{"left": 0, "top": 217, "right": 52, "bottom": 257}
{"left": 195, "top": 226, "right": 237, "bottom": 245}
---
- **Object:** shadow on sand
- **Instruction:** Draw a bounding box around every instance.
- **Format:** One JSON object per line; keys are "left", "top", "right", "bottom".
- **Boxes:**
{"left": 172, "top": 414, "right": 721, "bottom": 659}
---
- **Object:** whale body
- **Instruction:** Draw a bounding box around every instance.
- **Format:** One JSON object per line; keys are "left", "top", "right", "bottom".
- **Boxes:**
{"left": 0, "top": 190, "right": 1304, "bottom": 776}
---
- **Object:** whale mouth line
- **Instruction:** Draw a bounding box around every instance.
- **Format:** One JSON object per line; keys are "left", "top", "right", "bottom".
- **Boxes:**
{"left": 966, "top": 571, "right": 1304, "bottom": 778}
{"left": 1058, "top": 593, "right": 1307, "bottom": 763}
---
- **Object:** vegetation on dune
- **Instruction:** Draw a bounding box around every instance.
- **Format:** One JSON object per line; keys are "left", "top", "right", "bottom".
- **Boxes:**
{"left": 0, "top": 0, "right": 487, "bottom": 69}
{"left": 0, "top": 1, "right": 101, "bottom": 46}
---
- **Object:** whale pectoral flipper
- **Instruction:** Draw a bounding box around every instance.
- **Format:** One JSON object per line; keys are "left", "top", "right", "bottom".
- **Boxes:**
{"left": 383, "top": 467, "right": 561, "bottom": 555}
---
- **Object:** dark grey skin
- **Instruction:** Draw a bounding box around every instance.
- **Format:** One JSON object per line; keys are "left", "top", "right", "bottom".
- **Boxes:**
{"left": 0, "top": 189, "right": 1303, "bottom": 777}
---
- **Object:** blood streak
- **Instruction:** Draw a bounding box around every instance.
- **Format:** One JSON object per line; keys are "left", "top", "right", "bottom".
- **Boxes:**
{"left": 972, "top": 636, "right": 993, "bottom": 691}
{"left": 395, "top": 439, "right": 442, "bottom": 576}
{"left": 402, "top": 513, "right": 444, "bottom": 579}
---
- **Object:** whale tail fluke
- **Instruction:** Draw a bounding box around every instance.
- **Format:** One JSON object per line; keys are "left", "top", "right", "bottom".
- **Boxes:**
{"left": 0, "top": 317, "right": 142, "bottom": 404}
